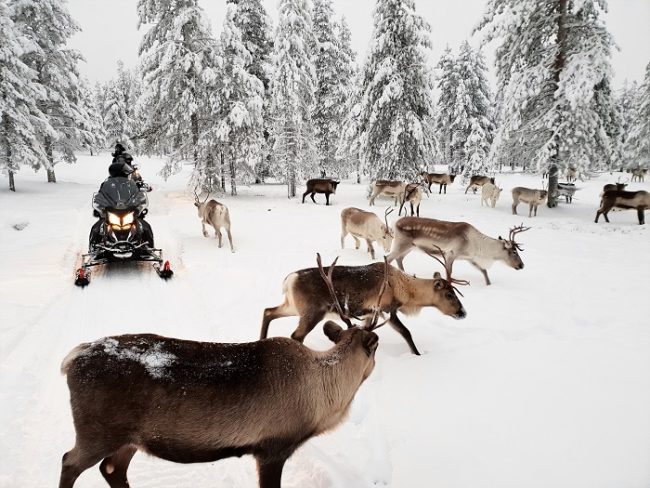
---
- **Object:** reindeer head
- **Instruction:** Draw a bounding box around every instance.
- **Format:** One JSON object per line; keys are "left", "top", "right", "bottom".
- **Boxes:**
{"left": 193, "top": 189, "right": 210, "bottom": 214}
{"left": 498, "top": 224, "right": 530, "bottom": 270}
{"left": 381, "top": 207, "right": 395, "bottom": 253}
{"left": 449, "top": 174, "right": 457, "bottom": 183}
{"left": 323, "top": 321, "right": 378, "bottom": 379}
{"left": 425, "top": 246, "right": 467, "bottom": 320}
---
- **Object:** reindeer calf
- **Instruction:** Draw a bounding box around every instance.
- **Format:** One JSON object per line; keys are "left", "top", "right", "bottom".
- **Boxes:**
{"left": 195, "top": 198, "right": 234, "bottom": 251}
{"left": 512, "top": 187, "right": 548, "bottom": 217}
{"left": 341, "top": 207, "right": 393, "bottom": 260}
{"left": 59, "top": 328, "right": 378, "bottom": 488}
{"left": 481, "top": 182, "right": 502, "bottom": 208}
{"left": 595, "top": 190, "right": 650, "bottom": 225}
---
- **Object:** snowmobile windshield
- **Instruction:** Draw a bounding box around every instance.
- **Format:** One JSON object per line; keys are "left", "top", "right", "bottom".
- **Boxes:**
{"left": 93, "top": 177, "right": 147, "bottom": 214}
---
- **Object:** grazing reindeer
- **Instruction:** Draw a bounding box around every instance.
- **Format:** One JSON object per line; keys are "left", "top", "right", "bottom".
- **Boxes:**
{"left": 566, "top": 167, "right": 578, "bottom": 182}
{"left": 58, "top": 323, "right": 378, "bottom": 488}
{"left": 261, "top": 254, "right": 466, "bottom": 355}
{"left": 341, "top": 207, "right": 394, "bottom": 259}
{"left": 631, "top": 168, "right": 647, "bottom": 182}
{"left": 194, "top": 191, "right": 234, "bottom": 251}
{"left": 368, "top": 180, "right": 406, "bottom": 206}
{"left": 302, "top": 178, "right": 340, "bottom": 205}
{"left": 602, "top": 182, "right": 627, "bottom": 194}
{"left": 398, "top": 183, "right": 423, "bottom": 217}
{"left": 465, "top": 175, "right": 495, "bottom": 194}
{"left": 420, "top": 172, "right": 456, "bottom": 194}
{"left": 386, "top": 217, "right": 530, "bottom": 285}
{"left": 595, "top": 190, "right": 650, "bottom": 225}
{"left": 511, "top": 187, "right": 548, "bottom": 217}
{"left": 481, "top": 182, "right": 502, "bottom": 208}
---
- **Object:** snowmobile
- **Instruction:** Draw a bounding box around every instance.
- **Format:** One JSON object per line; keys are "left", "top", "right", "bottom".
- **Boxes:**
{"left": 74, "top": 175, "right": 173, "bottom": 287}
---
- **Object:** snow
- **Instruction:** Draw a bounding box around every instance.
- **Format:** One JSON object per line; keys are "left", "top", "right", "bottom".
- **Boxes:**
{"left": 1, "top": 154, "right": 649, "bottom": 487}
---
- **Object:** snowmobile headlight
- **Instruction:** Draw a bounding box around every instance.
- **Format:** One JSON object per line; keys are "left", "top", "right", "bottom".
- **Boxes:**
{"left": 108, "top": 212, "right": 121, "bottom": 226}
{"left": 122, "top": 212, "right": 135, "bottom": 225}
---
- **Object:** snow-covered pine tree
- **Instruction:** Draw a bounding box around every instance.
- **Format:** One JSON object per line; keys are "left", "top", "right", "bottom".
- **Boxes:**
{"left": 355, "top": 0, "right": 436, "bottom": 180}
{"left": 269, "top": 0, "right": 316, "bottom": 197}
{"left": 210, "top": 3, "right": 264, "bottom": 196}
{"left": 78, "top": 78, "right": 106, "bottom": 156}
{"left": 137, "top": 0, "right": 221, "bottom": 177}
{"left": 11, "top": 0, "right": 96, "bottom": 183}
{"left": 226, "top": 0, "right": 272, "bottom": 184}
{"left": 0, "top": 0, "right": 52, "bottom": 191}
{"left": 476, "top": 0, "right": 615, "bottom": 206}
{"left": 434, "top": 46, "right": 458, "bottom": 166}
{"left": 627, "top": 62, "right": 650, "bottom": 166}
{"left": 617, "top": 80, "right": 640, "bottom": 169}
{"left": 103, "top": 68, "right": 131, "bottom": 150}
{"left": 334, "top": 16, "right": 358, "bottom": 179}
{"left": 312, "top": 0, "right": 341, "bottom": 177}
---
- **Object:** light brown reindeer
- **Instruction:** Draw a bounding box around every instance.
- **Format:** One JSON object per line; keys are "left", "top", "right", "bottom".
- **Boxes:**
{"left": 260, "top": 253, "right": 466, "bottom": 355}
{"left": 386, "top": 217, "right": 530, "bottom": 285}
{"left": 398, "top": 183, "right": 424, "bottom": 217}
{"left": 511, "top": 187, "right": 548, "bottom": 217}
{"left": 481, "top": 182, "right": 502, "bottom": 208}
{"left": 566, "top": 167, "right": 578, "bottom": 182}
{"left": 631, "top": 168, "right": 647, "bottom": 182}
{"left": 368, "top": 180, "right": 406, "bottom": 206}
{"left": 341, "top": 207, "right": 394, "bottom": 259}
{"left": 194, "top": 190, "right": 234, "bottom": 251}
{"left": 58, "top": 319, "right": 378, "bottom": 488}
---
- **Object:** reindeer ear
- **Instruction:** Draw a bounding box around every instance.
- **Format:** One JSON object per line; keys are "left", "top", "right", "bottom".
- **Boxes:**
{"left": 323, "top": 321, "right": 343, "bottom": 343}
{"left": 362, "top": 332, "right": 379, "bottom": 357}
{"left": 433, "top": 271, "right": 441, "bottom": 279}
{"left": 498, "top": 236, "right": 503, "bottom": 240}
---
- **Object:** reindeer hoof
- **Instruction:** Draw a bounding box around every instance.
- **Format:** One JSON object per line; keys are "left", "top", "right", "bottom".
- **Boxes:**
{"left": 203, "top": 232, "right": 209, "bottom": 237}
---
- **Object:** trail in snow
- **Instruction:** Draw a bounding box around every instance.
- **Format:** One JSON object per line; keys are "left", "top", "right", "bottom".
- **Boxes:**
{"left": 1, "top": 155, "right": 649, "bottom": 488}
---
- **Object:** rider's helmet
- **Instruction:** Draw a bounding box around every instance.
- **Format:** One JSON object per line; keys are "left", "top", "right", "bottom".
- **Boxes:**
{"left": 111, "top": 142, "right": 127, "bottom": 161}
{"left": 108, "top": 161, "right": 135, "bottom": 178}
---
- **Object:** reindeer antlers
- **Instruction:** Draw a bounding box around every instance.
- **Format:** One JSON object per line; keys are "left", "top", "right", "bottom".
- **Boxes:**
{"left": 384, "top": 206, "right": 394, "bottom": 228}
{"left": 316, "top": 253, "right": 390, "bottom": 332}
{"left": 193, "top": 187, "right": 210, "bottom": 204}
{"left": 423, "top": 245, "right": 469, "bottom": 295}
{"left": 508, "top": 224, "right": 530, "bottom": 251}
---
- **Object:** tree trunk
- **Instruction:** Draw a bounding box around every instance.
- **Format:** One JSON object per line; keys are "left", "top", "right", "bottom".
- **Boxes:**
{"left": 45, "top": 136, "right": 56, "bottom": 183}
{"left": 220, "top": 151, "right": 226, "bottom": 192}
{"left": 6, "top": 138, "right": 15, "bottom": 191}
{"left": 191, "top": 113, "right": 199, "bottom": 168}
{"left": 8, "top": 170, "right": 15, "bottom": 192}
{"left": 548, "top": 0, "right": 568, "bottom": 208}
{"left": 229, "top": 151, "right": 237, "bottom": 196}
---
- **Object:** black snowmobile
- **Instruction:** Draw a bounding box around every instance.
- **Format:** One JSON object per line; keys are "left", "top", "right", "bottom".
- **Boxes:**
{"left": 75, "top": 159, "right": 172, "bottom": 286}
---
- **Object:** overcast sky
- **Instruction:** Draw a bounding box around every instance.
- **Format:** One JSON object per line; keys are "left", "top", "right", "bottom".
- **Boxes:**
{"left": 66, "top": 0, "right": 650, "bottom": 89}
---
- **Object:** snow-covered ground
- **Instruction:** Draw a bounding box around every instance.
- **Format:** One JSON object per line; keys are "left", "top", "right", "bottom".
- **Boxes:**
{"left": 1, "top": 155, "right": 649, "bottom": 488}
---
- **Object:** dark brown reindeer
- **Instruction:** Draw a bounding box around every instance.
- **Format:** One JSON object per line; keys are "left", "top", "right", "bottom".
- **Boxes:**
{"left": 602, "top": 182, "right": 627, "bottom": 193}
{"left": 386, "top": 217, "right": 530, "bottom": 286}
{"left": 59, "top": 324, "right": 378, "bottom": 488}
{"left": 420, "top": 172, "right": 457, "bottom": 194}
{"left": 302, "top": 178, "right": 340, "bottom": 205}
{"left": 260, "top": 253, "right": 466, "bottom": 356}
{"left": 465, "top": 175, "right": 495, "bottom": 194}
{"left": 595, "top": 190, "right": 650, "bottom": 225}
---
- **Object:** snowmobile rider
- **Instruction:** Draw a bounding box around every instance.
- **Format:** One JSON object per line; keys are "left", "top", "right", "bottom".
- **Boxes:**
{"left": 88, "top": 147, "right": 154, "bottom": 249}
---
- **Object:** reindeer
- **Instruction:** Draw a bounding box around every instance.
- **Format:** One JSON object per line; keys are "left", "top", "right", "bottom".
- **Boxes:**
{"left": 481, "top": 182, "right": 502, "bottom": 208}
{"left": 368, "top": 180, "right": 406, "bottom": 206}
{"left": 194, "top": 191, "right": 234, "bottom": 251}
{"left": 386, "top": 217, "right": 530, "bottom": 286}
{"left": 631, "top": 168, "right": 647, "bottom": 182}
{"left": 341, "top": 207, "right": 394, "bottom": 260}
{"left": 420, "top": 172, "right": 456, "bottom": 194}
{"left": 398, "top": 183, "right": 424, "bottom": 217}
{"left": 595, "top": 190, "right": 650, "bottom": 225}
{"left": 58, "top": 321, "right": 378, "bottom": 488}
{"left": 465, "top": 175, "right": 495, "bottom": 194}
{"left": 302, "top": 178, "right": 340, "bottom": 205}
{"left": 511, "top": 187, "right": 548, "bottom": 217}
{"left": 260, "top": 253, "right": 466, "bottom": 356}
{"left": 602, "top": 182, "right": 627, "bottom": 193}
{"left": 566, "top": 167, "right": 578, "bottom": 182}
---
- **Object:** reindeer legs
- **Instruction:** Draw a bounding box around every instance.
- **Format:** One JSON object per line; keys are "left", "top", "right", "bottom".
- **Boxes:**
{"left": 388, "top": 312, "right": 420, "bottom": 355}
{"left": 99, "top": 445, "right": 137, "bottom": 488}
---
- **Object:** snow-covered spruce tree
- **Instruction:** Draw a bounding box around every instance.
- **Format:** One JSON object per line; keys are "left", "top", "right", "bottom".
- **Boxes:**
{"left": 476, "top": 0, "right": 615, "bottom": 207}
{"left": 334, "top": 16, "right": 358, "bottom": 179}
{"left": 355, "top": 0, "right": 436, "bottom": 180}
{"left": 269, "top": 0, "right": 316, "bottom": 198}
{"left": 103, "top": 62, "right": 134, "bottom": 149}
{"left": 0, "top": 0, "right": 52, "bottom": 191}
{"left": 627, "top": 62, "right": 650, "bottom": 166}
{"left": 78, "top": 78, "right": 106, "bottom": 156}
{"left": 312, "top": 0, "right": 342, "bottom": 177}
{"left": 11, "top": 0, "right": 96, "bottom": 183}
{"left": 210, "top": 3, "right": 264, "bottom": 196}
{"left": 137, "top": 0, "right": 221, "bottom": 177}
{"left": 226, "top": 0, "right": 273, "bottom": 182}
{"left": 617, "top": 80, "right": 640, "bottom": 168}
{"left": 434, "top": 46, "right": 457, "bottom": 166}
